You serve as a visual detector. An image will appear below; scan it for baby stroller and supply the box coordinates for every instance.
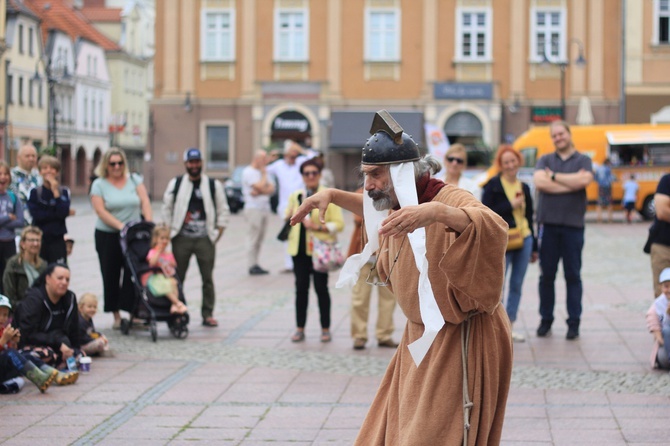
[119,220,189,342]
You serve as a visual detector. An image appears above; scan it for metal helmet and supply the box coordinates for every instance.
[361,110,421,165]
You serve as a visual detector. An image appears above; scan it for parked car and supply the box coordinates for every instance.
[224,166,246,214]
[224,165,280,215]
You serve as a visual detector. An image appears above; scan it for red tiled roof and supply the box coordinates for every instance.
[81,7,122,23]
[24,0,121,51]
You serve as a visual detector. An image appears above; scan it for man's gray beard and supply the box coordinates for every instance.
[368,186,395,211]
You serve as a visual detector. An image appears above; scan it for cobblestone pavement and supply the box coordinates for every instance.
[1,197,669,445]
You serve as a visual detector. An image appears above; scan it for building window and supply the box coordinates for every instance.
[365,8,400,62]
[18,24,24,54]
[530,8,565,62]
[274,9,308,61]
[92,97,96,130]
[99,101,103,129]
[38,80,43,108]
[201,9,236,61]
[456,8,491,61]
[656,0,670,44]
[29,27,34,56]
[205,125,230,169]
[18,77,24,106]
[83,95,88,127]
[7,75,12,104]
[28,79,34,107]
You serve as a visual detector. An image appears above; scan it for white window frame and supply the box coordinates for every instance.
[201,121,233,171]
[529,7,566,63]
[274,8,309,62]
[654,0,670,44]
[364,7,401,62]
[200,8,236,62]
[455,7,492,62]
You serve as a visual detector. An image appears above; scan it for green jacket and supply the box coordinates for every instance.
[2,254,47,307]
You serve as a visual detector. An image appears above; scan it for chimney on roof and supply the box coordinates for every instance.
[64,0,84,9]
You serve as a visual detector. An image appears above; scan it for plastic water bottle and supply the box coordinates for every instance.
[66,356,77,372]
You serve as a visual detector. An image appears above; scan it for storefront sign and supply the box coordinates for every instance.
[272,111,311,133]
[433,82,493,100]
[531,107,562,123]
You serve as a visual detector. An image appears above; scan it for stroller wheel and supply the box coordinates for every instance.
[169,313,189,339]
[120,318,131,335]
[150,321,158,342]
[171,325,189,339]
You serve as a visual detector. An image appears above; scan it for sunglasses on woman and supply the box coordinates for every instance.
[109,161,125,167]
[446,157,465,165]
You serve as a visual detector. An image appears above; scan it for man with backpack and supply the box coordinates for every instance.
[162,148,229,327]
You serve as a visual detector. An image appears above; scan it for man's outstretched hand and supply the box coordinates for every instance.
[289,190,333,226]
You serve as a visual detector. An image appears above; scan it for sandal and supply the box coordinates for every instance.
[291,330,305,342]
[320,331,332,343]
[202,317,218,327]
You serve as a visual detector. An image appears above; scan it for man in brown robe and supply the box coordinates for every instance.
[291,111,512,445]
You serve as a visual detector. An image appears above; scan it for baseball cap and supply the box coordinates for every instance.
[660,268,670,284]
[183,148,202,162]
[0,294,11,310]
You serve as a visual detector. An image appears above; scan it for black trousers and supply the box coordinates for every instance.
[292,252,330,330]
[40,234,67,264]
[95,229,134,313]
[0,239,16,294]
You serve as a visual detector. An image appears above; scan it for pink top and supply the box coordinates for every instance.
[141,248,176,285]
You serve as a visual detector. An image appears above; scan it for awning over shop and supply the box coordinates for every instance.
[606,130,670,145]
[329,111,424,149]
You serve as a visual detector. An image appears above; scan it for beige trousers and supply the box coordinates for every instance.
[350,262,397,342]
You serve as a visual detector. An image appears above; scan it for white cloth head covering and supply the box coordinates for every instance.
[337,162,445,366]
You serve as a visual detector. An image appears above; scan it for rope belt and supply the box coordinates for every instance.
[460,311,476,446]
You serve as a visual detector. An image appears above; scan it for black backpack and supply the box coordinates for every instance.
[172,175,217,213]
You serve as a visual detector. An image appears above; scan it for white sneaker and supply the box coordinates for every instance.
[511,331,526,343]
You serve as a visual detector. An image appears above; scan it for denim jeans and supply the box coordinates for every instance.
[538,224,585,326]
[504,235,534,323]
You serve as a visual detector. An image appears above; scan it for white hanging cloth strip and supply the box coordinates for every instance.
[337,163,445,366]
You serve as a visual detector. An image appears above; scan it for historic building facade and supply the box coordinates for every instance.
[150,0,622,194]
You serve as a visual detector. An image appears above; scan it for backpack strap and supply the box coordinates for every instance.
[171,175,183,207]
[209,177,217,214]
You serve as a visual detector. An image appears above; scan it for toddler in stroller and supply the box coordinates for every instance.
[144,225,187,315]
[120,221,189,341]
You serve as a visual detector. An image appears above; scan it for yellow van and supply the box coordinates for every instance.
[501,124,670,220]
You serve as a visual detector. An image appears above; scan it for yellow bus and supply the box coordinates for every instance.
[505,124,670,220]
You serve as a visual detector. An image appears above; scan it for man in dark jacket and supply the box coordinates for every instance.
[16,264,79,366]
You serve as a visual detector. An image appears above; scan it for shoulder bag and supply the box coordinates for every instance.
[277,193,302,241]
[312,237,345,273]
[507,227,524,251]
[643,222,659,254]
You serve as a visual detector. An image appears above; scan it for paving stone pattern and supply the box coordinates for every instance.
[0,197,668,445]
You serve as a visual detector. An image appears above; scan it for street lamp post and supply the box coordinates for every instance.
[33,57,69,153]
[4,60,10,164]
[543,38,587,120]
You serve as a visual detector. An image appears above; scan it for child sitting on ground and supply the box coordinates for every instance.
[143,225,187,314]
[78,293,109,356]
[646,267,670,370]
[0,294,77,393]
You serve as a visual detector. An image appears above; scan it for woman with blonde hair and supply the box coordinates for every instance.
[2,226,47,307]
[443,143,481,200]
[90,148,152,329]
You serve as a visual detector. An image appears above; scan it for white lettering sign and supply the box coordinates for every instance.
[274,117,309,132]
